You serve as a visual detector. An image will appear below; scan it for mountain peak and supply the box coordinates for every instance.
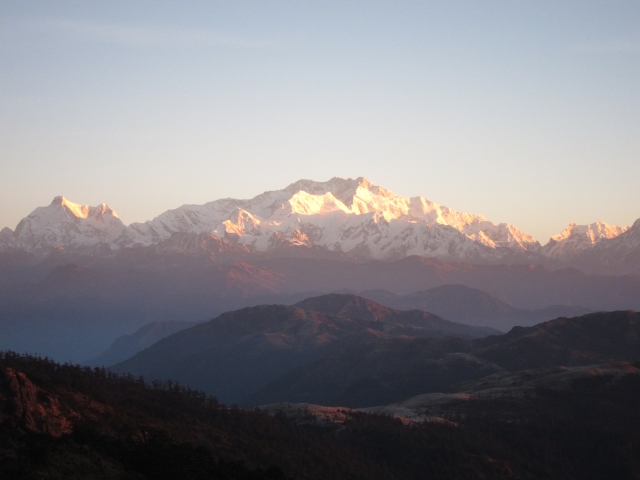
[542,220,629,260]
[284,176,373,194]
[295,293,394,322]
[550,221,627,244]
[8,196,127,252]
[48,196,118,220]
[3,177,538,261]
[12,178,632,267]
[51,195,66,206]
[351,176,373,188]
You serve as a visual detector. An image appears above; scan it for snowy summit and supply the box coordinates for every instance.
[0,177,631,264]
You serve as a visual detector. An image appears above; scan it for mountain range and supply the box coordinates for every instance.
[111,294,497,404]
[91,283,593,367]
[2,177,638,273]
[1,176,639,364]
[246,308,640,408]
[1,178,639,476]
[110,294,640,408]
[358,284,593,331]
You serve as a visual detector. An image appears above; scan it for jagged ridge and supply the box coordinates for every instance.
[0,177,635,266]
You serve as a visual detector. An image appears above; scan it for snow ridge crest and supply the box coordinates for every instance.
[0,177,633,263]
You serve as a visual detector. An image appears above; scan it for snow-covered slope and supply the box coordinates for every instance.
[9,196,134,253]
[2,177,634,267]
[129,177,539,260]
[573,219,640,274]
[542,221,629,259]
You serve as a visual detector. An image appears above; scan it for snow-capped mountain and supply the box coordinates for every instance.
[572,218,640,274]
[128,177,538,260]
[9,196,134,253]
[0,177,635,269]
[542,221,629,259]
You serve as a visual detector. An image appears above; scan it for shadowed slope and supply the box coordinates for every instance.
[112,294,495,404]
[247,310,640,407]
[361,284,593,330]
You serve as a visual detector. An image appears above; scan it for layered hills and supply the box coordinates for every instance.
[0,176,638,363]
[245,310,640,407]
[111,294,497,404]
[89,284,591,366]
[112,294,640,408]
[89,320,198,367]
[1,177,638,477]
[359,284,592,331]
[2,252,639,363]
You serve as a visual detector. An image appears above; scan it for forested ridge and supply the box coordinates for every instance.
[1,351,640,479]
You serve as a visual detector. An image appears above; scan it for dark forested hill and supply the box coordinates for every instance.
[2,351,640,479]
[247,310,640,407]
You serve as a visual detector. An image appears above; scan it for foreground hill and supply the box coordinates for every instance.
[2,351,640,479]
[247,310,640,407]
[364,361,640,422]
[112,294,495,404]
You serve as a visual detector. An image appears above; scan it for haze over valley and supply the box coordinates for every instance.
[1,176,639,363]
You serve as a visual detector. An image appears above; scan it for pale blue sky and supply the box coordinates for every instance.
[1,1,639,243]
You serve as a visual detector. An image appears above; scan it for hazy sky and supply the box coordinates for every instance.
[1,1,639,243]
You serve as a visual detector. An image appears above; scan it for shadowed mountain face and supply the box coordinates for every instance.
[294,293,498,336]
[88,320,199,366]
[474,310,640,370]
[245,336,496,408]
[112,295,497,404]
[295,294,397,322]
[393,284,515,318]
[247,310,640,407]
[360,284,593,331]
[361,360,640,424]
